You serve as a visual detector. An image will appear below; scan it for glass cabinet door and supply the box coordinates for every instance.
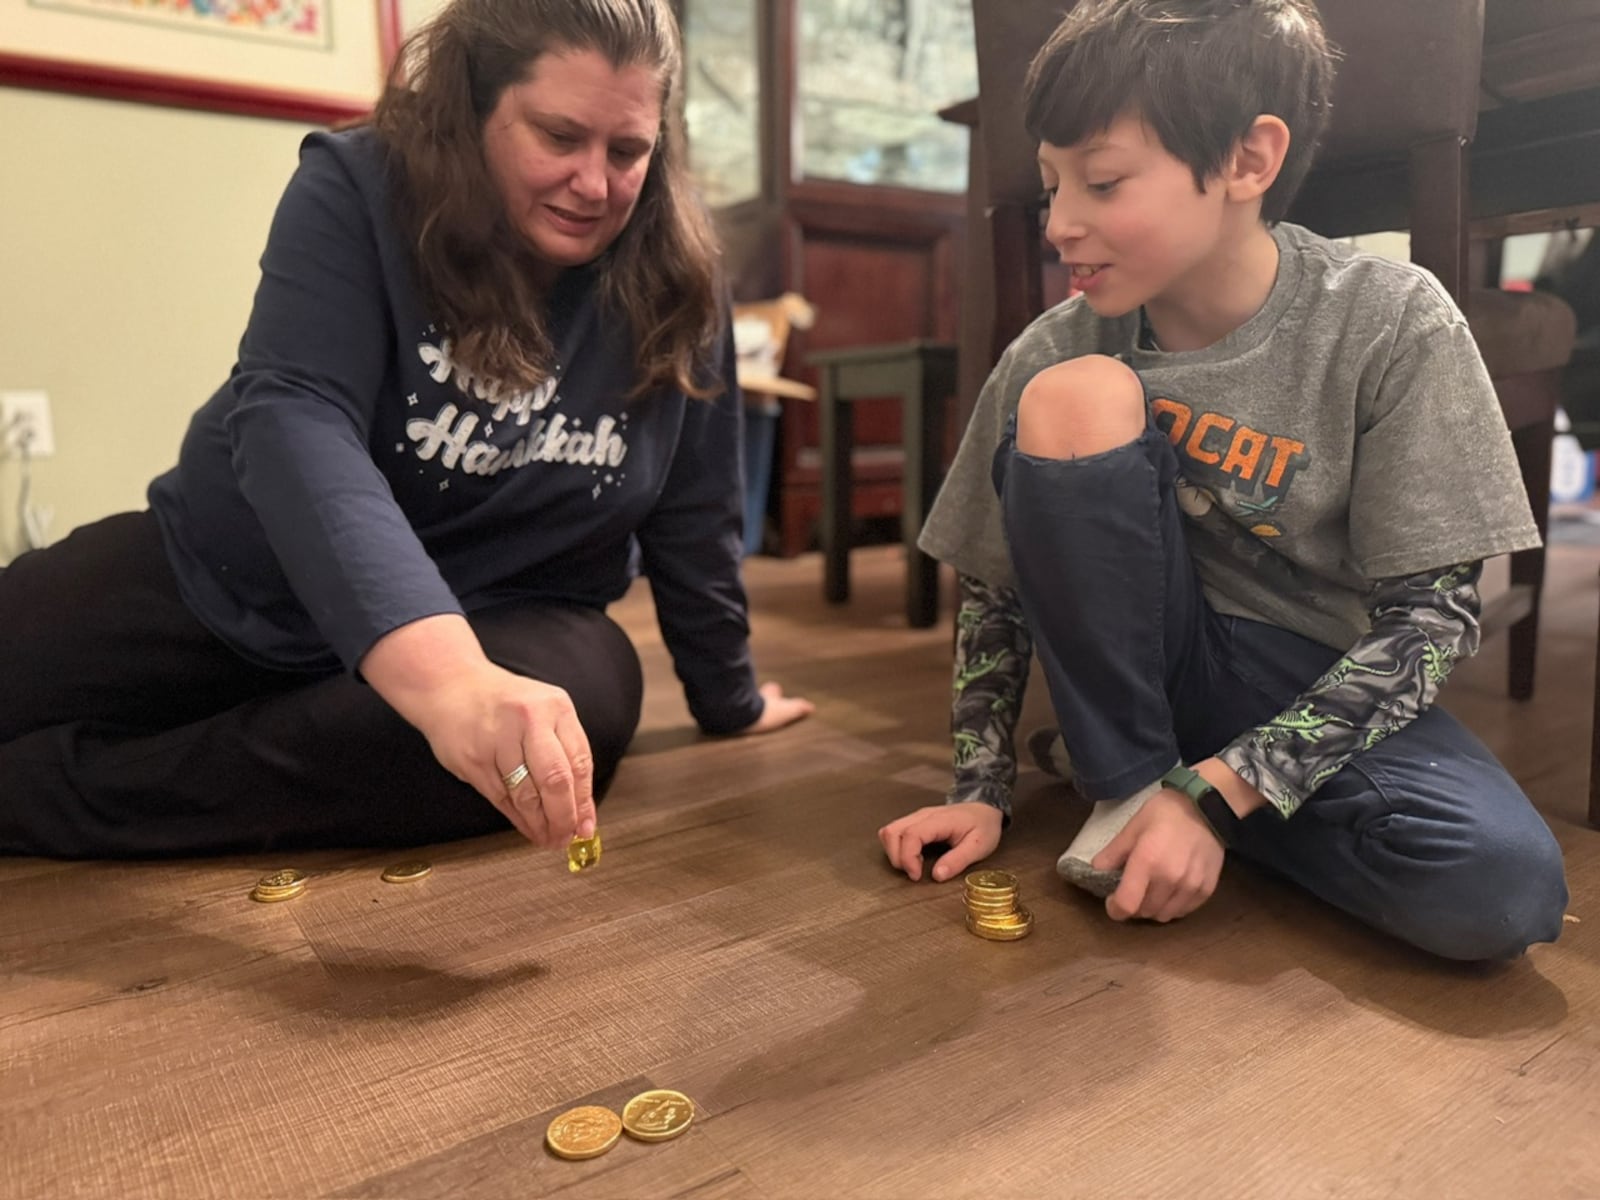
[683,0,763,207]
[797,0,977,192]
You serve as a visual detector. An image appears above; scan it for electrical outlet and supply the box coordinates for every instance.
[1,391,55,459]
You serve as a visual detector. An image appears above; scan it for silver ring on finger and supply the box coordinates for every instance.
[502,762,531,791]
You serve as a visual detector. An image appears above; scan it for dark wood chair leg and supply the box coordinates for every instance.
[986,202,1044,362]
[819,368,853,605]
[1507,547,1543,701]
[1407,135,1470,313]
[1592,565,1600,829]
[777,493,812,558]
[1507,390,1557,701]
[903,352,956,629]
[902,360,937,628]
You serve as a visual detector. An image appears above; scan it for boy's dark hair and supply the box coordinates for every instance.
[1024,0,1337,222]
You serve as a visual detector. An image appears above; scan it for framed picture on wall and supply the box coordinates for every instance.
[0,0,403,124]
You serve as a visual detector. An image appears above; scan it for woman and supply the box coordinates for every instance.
[0,0,811,859]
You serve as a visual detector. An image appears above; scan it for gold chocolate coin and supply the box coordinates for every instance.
[967,906,1034,941]
[250,869,307,903]
[972,909,1030,929]
[621,1089,695,1143]
[967,922,1032,942]
[380,861,432,884]
[964,869,1019,893]
[545,1105,622,1161]
[568,831,602,874]
[249,884,304,903]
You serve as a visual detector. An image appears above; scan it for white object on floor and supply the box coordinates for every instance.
[1056,779,1163,899]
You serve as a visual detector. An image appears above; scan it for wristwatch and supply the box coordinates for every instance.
[1160,763,1230,845]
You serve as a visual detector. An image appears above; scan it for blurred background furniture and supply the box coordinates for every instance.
[686,0,967,559]
[733,293,819,556]
[1290,0,1579,704]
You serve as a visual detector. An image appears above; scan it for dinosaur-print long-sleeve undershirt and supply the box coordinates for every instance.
[946,563,1482,820]
[948,574,1037,818]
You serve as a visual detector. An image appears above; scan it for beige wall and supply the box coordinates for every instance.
[400,0,448,34]
[0,1,447,564]
[0,87,311,561]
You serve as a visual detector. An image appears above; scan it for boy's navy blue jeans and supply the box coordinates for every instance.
[994,417,1568,962]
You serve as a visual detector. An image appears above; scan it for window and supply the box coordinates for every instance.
[797,0,977,192]
[683,0,762,207]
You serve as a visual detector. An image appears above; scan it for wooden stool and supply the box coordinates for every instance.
[809,340,958,628]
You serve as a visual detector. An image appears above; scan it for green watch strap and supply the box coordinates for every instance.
[1160,764,1228,844]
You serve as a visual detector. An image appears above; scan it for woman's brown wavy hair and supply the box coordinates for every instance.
[372,0,721,400]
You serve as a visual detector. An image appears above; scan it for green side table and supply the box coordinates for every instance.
[807,340,958,628]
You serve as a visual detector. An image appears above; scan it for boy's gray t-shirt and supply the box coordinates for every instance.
[921,222,1541,652]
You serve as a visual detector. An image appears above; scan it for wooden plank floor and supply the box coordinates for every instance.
[3,545,1597,1199]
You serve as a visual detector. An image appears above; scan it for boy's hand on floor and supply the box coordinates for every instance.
[1092,789,1224,922]
[879,802,1004,883]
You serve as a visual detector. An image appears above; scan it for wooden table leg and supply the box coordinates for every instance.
[819,368,853,605]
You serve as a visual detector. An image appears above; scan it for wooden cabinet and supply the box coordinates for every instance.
[770,182,962,556]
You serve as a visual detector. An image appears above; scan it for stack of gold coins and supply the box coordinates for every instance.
[964,869,1033,941]
[249,868,307,904]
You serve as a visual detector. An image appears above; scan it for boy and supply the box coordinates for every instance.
[878,0,1567,961]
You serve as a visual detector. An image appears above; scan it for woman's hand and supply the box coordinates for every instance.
[413,663,594,849]
[733,681,815,736]
[362,615,594,849]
